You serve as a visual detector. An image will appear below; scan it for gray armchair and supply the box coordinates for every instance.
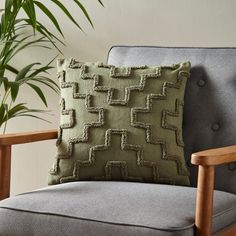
[0,46,235,236]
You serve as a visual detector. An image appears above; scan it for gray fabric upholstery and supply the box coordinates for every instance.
[107,46,236,194]
[0,47,235,236]
[0,182,235,236]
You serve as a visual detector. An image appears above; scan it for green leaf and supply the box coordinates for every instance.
[26,82,48,107]
[9,81,20,102]
[0,103,51,126]
[25,44,52,50]
[0,34,29,65]
[0,21,2,38]
[5,64,19,74]
[17,107,51,115]
[15,63,40,81]
[50,0,82,30]
[3,0,20,37]
[28,65,53,77]
[46,54,59,66]
[0,34,19,64]
[72,0,93,28]
[1,13,6,40]
[25,19,64,53]
[16,114,50,123]
[2,103,9,125]
[5,0,13,13]
[6,103,48,117]
[33,20,65,45]
[8,37,50,62]
[12,0,19,12]
[29,77,59,94]
[22,0,37,30]
[16,108,51,114]
[0,76,9,91]
[34,1,63,36]
[6,103,27,119]
[14,18,26,25]
[97,0,104,7]
[0,104,6,126]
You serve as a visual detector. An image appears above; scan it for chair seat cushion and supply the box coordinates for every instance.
[0,182,235,236]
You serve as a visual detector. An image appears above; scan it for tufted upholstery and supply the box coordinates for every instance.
[107,46,236,194]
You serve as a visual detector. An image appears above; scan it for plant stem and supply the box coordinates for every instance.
[0,89,10,108]
[3,119,7,134]
[2,99,12,134]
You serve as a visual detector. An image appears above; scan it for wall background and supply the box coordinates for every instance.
[0,0,235,195]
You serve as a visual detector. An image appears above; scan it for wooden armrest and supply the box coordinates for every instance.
[191,145,236,166]
[0,129,58,146]
[0,129,58,200]
[191,144,236,236]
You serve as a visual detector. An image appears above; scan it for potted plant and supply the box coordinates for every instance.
[0,0,103,134]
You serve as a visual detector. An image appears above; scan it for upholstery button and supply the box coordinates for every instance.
[228,162,236,171]
[197,79,206,87]
[211,123,220,131]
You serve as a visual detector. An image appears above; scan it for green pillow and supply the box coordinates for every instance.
[49,59,190,186]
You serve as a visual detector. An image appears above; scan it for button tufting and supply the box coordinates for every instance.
[228,162,236,171]
[211,123,220,131]
[197,79,206,87]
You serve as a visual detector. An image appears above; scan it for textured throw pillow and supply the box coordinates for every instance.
[48,59,191,186]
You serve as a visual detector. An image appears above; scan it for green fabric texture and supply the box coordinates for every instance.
[48,59,191,185]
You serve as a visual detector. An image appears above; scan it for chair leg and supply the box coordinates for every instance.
[195,165,215,236]
[0,145,11,200]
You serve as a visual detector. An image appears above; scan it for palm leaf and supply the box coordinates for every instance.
[7,36,51,62]
[26,82,48,107]
[16,114,51,123]
[0,76,9,91]
[22,0,37,30]
[97,0,104,7]
[1,34,35,65]
[28,65,53,77]
[9,81,20,102]
[50,0,82,30]
[1,104,50,124]
[0,105,5,127]
[0,0,103,131]
[72,0,94,28]
[1,13,5,38]
[15,63,40,81]
[5,64,19,74]
[5,103,28,120]
[31,21,63,53]
[0,34,19,61]
[28,77,59,94]
[34,1,63,36]
[4,1,13,29]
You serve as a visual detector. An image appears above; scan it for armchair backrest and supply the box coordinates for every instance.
[107,46,236,194]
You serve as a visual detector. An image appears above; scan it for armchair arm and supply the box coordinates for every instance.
[0,129,58,146]
[0,129,58,200]
[191,145,236,166]
[191,145,236,236]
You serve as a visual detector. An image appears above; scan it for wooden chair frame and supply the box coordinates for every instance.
[0,130,235,236]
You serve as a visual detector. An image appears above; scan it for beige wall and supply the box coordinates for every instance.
[2,0,236,195]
